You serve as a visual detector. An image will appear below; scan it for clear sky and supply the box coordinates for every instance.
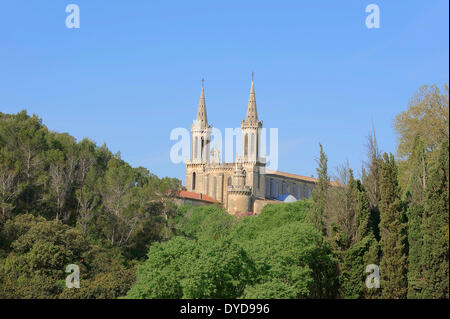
[1,1,448,183]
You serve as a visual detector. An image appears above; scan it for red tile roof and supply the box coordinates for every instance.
[178,190,219,203]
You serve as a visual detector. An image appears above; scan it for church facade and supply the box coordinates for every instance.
[185,78,318,214]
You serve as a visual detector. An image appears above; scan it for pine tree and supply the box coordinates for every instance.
[405,136,427,298]
[421,139,449,298]
[379,153,408,298]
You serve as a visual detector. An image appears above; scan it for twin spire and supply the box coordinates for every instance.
[245,72,258,125]
[196,78,208,129]
[195,74,258,127]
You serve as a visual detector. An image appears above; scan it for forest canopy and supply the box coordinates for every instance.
[0,83,448,299]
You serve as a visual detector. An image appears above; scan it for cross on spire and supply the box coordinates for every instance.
[201,77,205,88]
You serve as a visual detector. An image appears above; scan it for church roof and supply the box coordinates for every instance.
[178,190,218,203]
[265,169,317,183]
[265,169,344,187]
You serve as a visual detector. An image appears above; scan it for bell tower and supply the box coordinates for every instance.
[241,73,263,162]
[186,79,212,193]
[191,78,212,163]
[240,73,265,199]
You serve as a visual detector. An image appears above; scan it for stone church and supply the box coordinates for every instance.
[184,77,322,215]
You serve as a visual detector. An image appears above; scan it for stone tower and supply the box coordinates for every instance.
[240,74,265,199]
[186,80,212,193]
[227,159,252,214]
[192,80,211,163]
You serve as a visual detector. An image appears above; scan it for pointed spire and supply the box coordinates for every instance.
[196,78,208,129]
[245,72,258,125]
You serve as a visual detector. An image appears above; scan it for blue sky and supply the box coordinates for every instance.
[1,1,448,183]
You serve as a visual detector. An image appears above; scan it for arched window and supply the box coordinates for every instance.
[192,172,196,190]
[194,137,198,159]
[297,185,300,199]
[242,170,246,185]
[244,134,248,156]
[213,176,217,199]
[257,173,260,189]
[256,132,259,158]
[251,133,255,156]
[227,177,232,186]
[200,137,204,159]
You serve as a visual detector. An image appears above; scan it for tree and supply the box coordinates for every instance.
[308,143,330,234]
[405,136,427,298]
[379,153,407,299]
[340,234,379,299]
[0,151,19,225]
[394,84,449,190]
[0,111,48,215]
[329,164,381,299]
[125,237,195,299]
[0,214,136,299]
[75,168,99,236]
[100,158,140,247]
[126,202,340,299]
[329,167,359,250]
[362,124,381,241]
[394,84,449,161]
[0,215,89,298]
[421,139,449,298]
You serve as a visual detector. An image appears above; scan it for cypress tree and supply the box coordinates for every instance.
[379,153,408,298]
[421,139,449,298]
[308,143,330,234]
[405,136,427,298]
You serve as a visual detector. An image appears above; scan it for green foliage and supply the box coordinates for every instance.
[405,137,427,298]
[330,175,381,299]
[379,153,408,298]
[127,202,339,299]
[2,86,449,300]
[308,143,330,234]
[0,214,135,298]
[176,205,237,241]
[394,84,449,191]
[421,139,449,298]
[0,111,182,298]
[126,236,254,299]
[340,234,379,299]
[394,84,449,161]
[0,110,181,258]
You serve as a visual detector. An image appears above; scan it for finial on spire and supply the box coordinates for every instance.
[251,71,254,82]
[201,78,205,88]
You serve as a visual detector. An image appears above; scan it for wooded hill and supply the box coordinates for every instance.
[0,84,448,298]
